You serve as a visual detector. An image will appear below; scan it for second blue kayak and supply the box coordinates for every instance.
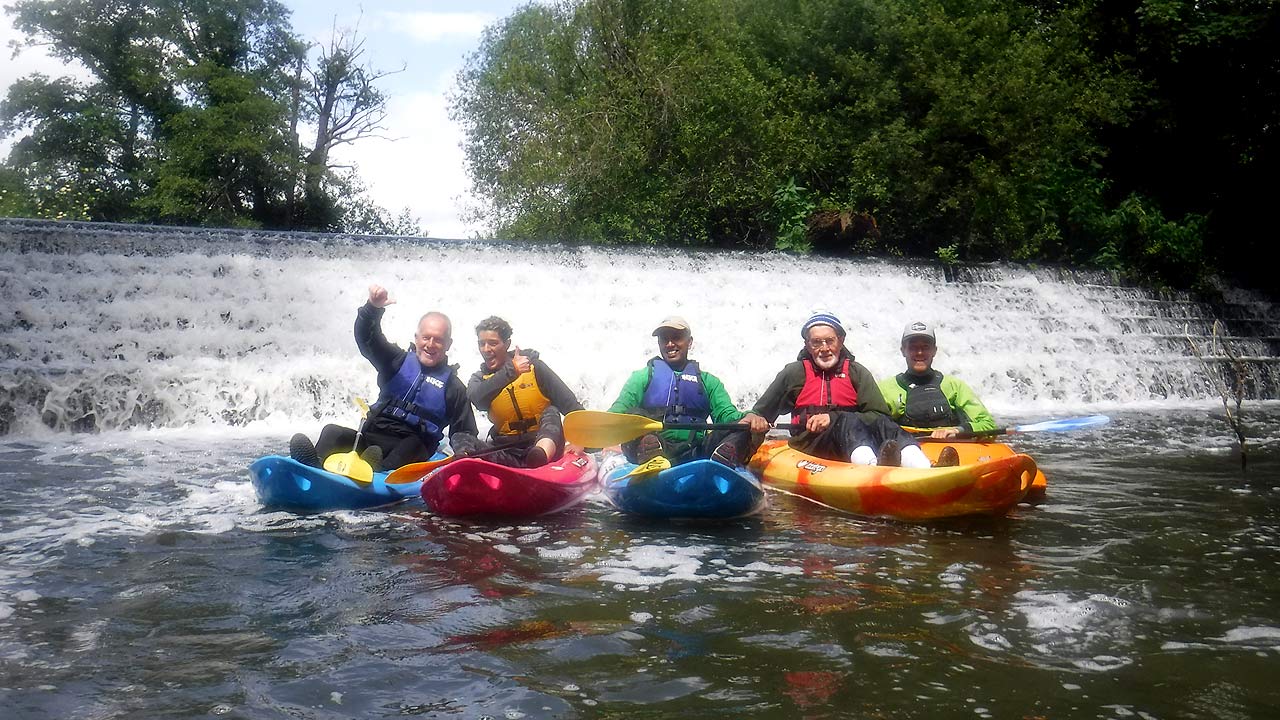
[600,455,766,519]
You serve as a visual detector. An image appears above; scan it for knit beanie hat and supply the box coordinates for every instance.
[801,311,846,339]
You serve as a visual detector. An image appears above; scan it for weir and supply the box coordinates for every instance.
[2,218,1277,435]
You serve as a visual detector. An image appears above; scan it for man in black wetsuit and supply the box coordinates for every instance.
[289,284,480,471]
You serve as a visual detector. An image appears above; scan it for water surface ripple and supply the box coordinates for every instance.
[2,409,1278,718]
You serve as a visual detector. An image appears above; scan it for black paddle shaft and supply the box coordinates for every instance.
[662,422,804,432]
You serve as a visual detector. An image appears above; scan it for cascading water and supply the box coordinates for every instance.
[2,218,1276,436]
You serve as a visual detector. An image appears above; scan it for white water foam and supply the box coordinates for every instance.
[5,222,1277,436]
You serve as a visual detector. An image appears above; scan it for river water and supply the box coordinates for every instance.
[2,220,1279,718]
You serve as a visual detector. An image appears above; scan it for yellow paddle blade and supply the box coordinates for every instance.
[384,455,458,484]
[353,396,370,417]
[323,451,374,484]
[564,411,663,447]
[624,456,670,478]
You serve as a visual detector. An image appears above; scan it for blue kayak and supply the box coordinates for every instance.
[600,455,766,519]
[249,454,442,511]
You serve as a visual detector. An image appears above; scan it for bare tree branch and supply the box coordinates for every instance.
[1185,320,1248,472]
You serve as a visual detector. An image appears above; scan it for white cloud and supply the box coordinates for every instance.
[380,11,497,43]
[1,16,94,154]
[331,84,481,239]
[0,16,92,89]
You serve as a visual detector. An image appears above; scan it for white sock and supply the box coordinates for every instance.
[900,445,932,468]
[849,446,877,465]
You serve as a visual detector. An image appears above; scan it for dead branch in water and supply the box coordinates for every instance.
[1185,320,1248,472]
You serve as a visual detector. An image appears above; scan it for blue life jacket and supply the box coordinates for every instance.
[372,353,452,445]
[640,358,710,424]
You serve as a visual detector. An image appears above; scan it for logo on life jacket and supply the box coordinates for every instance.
[796,459,828,473]
[680,373,700,383]
[422,374,446,389]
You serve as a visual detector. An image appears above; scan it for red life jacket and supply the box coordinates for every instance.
[793,358,858,418]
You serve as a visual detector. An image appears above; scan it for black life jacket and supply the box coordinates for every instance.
[897,370,957,427]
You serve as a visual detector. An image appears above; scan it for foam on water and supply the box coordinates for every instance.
[1215,626,1280,646]
[1010,589,1141,671]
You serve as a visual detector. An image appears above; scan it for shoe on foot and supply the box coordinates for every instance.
[360,444,384,471]
[289,433,320,468]
[934,446,960,467]
[524,445,549,468]
[877,439,901,467]
[637,434,663,464]
[711,441,739,467]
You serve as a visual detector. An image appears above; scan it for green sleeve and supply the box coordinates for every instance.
[702,371,745,424]
[877,376,907,419]
[607,368,651,413]
[941,376,997,432]
[850,362,891,416]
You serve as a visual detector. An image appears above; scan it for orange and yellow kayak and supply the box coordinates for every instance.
[747,439,1038,521]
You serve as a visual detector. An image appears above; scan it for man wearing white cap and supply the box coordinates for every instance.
[740,311,932,467]
[607,315,760,466]
[879,321,996,439]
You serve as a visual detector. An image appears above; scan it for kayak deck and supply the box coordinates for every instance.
[600,455,766,519]
[422,449,598,517]
[250,455,434,511]
[918,439,1048,503]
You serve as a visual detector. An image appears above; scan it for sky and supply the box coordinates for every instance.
[0,0,531,238]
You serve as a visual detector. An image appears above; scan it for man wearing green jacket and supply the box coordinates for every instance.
[878,321,997,439]
[607,315,760,466]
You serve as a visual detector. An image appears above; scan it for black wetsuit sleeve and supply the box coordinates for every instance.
[444,373,481,442]
[533,360,585,414]
[354,303,405,380]
[466,355,517,411]
[750,363,804,422]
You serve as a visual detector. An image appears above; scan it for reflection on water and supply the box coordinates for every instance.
[1,407,1279,718]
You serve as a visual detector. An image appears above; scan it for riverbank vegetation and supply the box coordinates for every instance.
[454,0,1276,290]
[2,1,1273,290]
[0,0,419,235]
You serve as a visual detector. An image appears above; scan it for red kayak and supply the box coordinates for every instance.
[421,449,598,517]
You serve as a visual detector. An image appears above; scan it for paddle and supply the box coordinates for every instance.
[910,414,1111,440]
[564,410,799,447]
[623,456,671,479]
[383,440,529,484]
[323,397,376,483]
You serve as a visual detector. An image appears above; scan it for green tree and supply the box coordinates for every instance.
[454,0,1143,263]
[1,0,403,232]
[300,22,397,230]
[1075,0,1279,288]
[454,0,784,245]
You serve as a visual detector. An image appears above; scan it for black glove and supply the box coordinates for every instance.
[450,434,481,457]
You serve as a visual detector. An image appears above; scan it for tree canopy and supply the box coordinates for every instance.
[0,0,418,234]
[454,0,1278,288]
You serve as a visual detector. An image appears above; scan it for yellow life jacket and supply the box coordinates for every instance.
[485,367,551,436]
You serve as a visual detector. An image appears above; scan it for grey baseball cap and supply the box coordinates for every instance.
[901,321,936,343]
